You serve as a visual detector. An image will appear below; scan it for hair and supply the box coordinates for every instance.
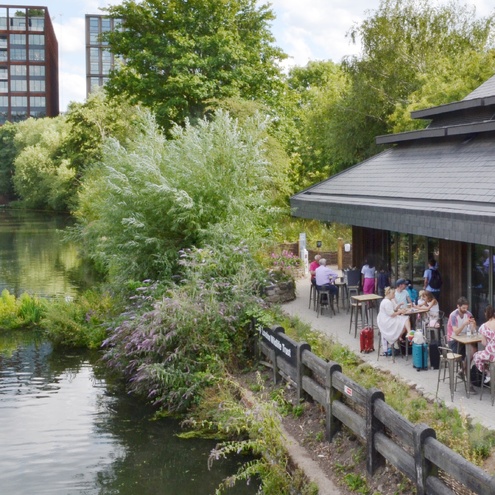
[314,254,321,261]
[429,258,436,267]
[424,290,435,302]
[319,258,327,266]
[418,289,427,299]
[365,256,375,269]
[384,286,395,297]
[485,305,494,320]
[457,296,469,307]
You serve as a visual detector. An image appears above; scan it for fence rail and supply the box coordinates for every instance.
[257,323,495,495]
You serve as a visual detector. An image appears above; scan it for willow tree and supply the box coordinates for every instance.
[102,0,287,131]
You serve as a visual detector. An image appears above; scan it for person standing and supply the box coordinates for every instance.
[423,258,442,303]
[361,257,376,295]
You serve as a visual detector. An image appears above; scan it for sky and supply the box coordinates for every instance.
[4,0,494,112]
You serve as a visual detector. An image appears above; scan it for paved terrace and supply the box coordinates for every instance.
[282,273,495,432]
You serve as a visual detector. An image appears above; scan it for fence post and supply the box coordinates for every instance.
[366,388,386,475]
[414,423,437,495]
[325,361,343,441]
[296,342,311,403]
[338,237,344,270]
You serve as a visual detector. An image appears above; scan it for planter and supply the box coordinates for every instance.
[264,279,296,304]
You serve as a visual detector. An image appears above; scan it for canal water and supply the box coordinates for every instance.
[0,211,256,494]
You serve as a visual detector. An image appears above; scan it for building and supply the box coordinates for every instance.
[85,14,120,96]
[290,75,495,319]
[0,4,58,123]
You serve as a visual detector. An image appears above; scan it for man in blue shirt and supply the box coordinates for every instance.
[423,258,441,302]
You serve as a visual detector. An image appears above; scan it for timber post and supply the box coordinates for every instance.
[366,388,386,475]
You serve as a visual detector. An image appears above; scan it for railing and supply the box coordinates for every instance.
[257,323,495,495]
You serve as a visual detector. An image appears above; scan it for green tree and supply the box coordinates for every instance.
[73,109,287,282]
[12,116,75,210]
[315,0,495,172]
[0,122,17,201]
[102,0,287,130]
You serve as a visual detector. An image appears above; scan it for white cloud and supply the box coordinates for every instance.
[59,72,86,112]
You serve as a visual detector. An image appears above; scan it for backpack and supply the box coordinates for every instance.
[429,269,442,289]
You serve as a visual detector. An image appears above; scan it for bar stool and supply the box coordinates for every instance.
[316,288,335,318]
[308,281,317,310]
[480,360,495,406]
[349,300,363,337]
[436,346,467,401]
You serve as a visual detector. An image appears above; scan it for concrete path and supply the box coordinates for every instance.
[282,274,495,432]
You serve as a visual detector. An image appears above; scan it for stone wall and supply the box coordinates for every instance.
[264,279,296,304]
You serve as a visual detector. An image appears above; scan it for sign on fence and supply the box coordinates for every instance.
[258,326,297,367]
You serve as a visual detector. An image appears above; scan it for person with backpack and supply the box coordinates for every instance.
[423,258,442,302]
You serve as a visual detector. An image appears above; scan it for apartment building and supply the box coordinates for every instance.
[0,5,58,124]
[85,14,120,96]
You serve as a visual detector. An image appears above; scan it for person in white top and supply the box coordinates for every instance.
[361,257,376,295]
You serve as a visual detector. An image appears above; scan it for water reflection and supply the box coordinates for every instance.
[0,332,256,495]
[0,209,97,298]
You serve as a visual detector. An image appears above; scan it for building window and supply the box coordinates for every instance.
[11,65,26,76]
[90,62,99,73]
[30,96,45,107]
[0,36,6,49]
[10,79,27,92]
[10,34,26,45]
[0,95,7,106]
[0,80,7,92]
[29,48,44,61]
[0,50,6,62]
[10,49,26,61]
[29,65,44,76]
[29,79,44,92]
[0,66,7,78]
[11,96,27,107]
[10,17,26,30]
[28,18,44,32]
[28,34,44,46]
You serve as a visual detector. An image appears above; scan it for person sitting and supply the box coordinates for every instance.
[394,279,411,309]
[420,290,440,327]
[314,258,338,297]
[377,286,412,355]
[473,305,495,385]
[416,290,427,307]
[309,254,321,286]
[405,280,418,305]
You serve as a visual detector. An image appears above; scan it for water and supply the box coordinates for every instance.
[0,209,96,299]
[0,212,257,494]
[0,332,256,495]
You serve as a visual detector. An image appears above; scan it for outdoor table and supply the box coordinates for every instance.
[402,306,429,327]
[451,333,483,398]
[334,279,347,310]
[350,294,382,329]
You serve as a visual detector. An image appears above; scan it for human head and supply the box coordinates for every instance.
[424,290,434,302]
[319,258,327,266]
[314,254,321,262]
[395,278,406,290]
[384,286,395,299]
[428,258,436,268]
[457,296,469,315]
[418,289,427,300]
[485,305,494,320]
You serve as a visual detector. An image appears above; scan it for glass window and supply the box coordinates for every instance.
[411,236,427,287]
[101,18,111,31]
[11,96,27,107]
[0,80,7,92]
[0,66,7,79]
[0,95,7,106]
[471,245,491,322]
[0,50,7,62]
[90,18,99,29]
[11,65,26,76]
[10,34,25,45]
[29,48,44,61]
[28,34,44,45]
[0,8,6,30]
[29,79,44,92]
[90,62,99,73]
[29,18,44,31]
[90,77,101,91]
[0,36,6,49]
[29,65,44,76]
[10,79,26,92]
[102,62,112,75]
[11,49,26,61]
[10,16,26,30]
[30,96,45,107]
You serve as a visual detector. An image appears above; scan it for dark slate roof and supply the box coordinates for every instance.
[290,132,495,246]
[463,75,495,100]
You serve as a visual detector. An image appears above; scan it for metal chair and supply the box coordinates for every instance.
[349,299,363,337]
[316,287,336,318]
[344,268,361,312]
[480,360,495,406]
[436,346,467,401]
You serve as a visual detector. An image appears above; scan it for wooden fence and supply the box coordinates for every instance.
[257,323,495,495]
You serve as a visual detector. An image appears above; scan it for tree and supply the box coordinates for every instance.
[0,122,17,202]
[318,0,495,171]
[102,0,287,130]
[73,109,288,282]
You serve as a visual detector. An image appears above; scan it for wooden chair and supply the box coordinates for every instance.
[436,346,467,401]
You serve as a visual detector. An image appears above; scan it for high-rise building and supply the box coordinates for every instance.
[85,14,120,96]
[0,5,58,124]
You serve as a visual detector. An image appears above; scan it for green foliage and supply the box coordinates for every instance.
[42,289,119,349]
[103,0,287,131]
[0,290,47,329]
[0,123,17,201]
[12,116,75,210]
[73,109,287,283]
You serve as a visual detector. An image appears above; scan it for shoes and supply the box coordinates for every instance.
[457,371,465,381]
[469,386,478,395]
[484,376,491,385]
